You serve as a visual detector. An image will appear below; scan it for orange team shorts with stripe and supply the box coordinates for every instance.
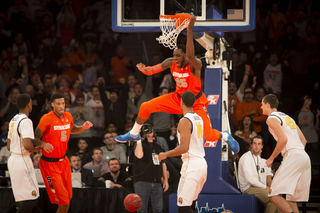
[39,156,72,205]
[139,92,221,141]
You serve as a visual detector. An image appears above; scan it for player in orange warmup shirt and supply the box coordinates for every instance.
[34,93,92,213]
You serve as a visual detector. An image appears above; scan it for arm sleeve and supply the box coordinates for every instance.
[20,119,35,139]
[37,114,51,133]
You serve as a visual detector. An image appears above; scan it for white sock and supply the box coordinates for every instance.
[221,132,229,141]
[131,122,142,135]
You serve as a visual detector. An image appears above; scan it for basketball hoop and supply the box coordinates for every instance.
[156,14,191,50]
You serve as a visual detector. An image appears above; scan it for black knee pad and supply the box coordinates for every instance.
[178,206,196,213]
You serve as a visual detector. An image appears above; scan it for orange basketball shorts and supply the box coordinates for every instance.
[39,156,72,205]
[139,92,220,141]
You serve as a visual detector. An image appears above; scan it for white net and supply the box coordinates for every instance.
[156,15,190,49]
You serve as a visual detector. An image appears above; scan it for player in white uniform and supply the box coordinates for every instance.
[7,94,53,213]
[261,94,311,213]
[159,91,207,213]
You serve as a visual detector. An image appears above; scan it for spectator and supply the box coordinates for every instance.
[77,13,99,44]
[294,95,320,151]
[100,132,126,164]
[25,84,46,128]
[109,44,134,84]
[238,135,280,213]
[12,33,29,58]
[32,153,41,169]
[148,87,174,145]
[59,45,82,81]
[126,77,153,121]
[69,91,94,150]
[276,23,300,54]
[265,2,286,44]
[0,120,9,148]
[85,85,105,148]
[56,74,72,93]
[95,158,129,188]
[0,144,10,163]
[82,59,103,92]
[131,123,168,213]
[67,138,92,166]
[82,41,99,69]
[56,0,76,45]
[236,88,267,134]
[0,59,11,87]
[98,78,128,133]
[106,122,117,133]
[63,91,72,111]
[126,74,137,100]
[84,147,110,176]
[70,153,95,187]
[111,132,127,155]
[0,84,20,121]
[235,115,258,153]
[228,65,250,131]
[263,53,283,98]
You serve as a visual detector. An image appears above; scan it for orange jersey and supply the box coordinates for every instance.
[171,61,201,96]
[37,111,74,158]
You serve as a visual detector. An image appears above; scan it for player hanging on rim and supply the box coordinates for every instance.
[116,15,239,153]
[34,92,93,213]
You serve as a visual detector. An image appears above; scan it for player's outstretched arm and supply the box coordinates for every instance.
[158,118,191,161]
[186,15,202,78]
[71,121,93,134]
[136,58,173,76]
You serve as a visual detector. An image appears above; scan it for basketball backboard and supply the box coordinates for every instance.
[112,0,255,32]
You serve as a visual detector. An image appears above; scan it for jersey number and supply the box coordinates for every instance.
[61,131,67,141]
[284,117,296,129]
[175,78,187,88]
[196,122,203,138]
[9,123,14,138]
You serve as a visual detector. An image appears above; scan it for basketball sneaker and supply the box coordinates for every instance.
[115,132,141,143]
[222,131,239,153]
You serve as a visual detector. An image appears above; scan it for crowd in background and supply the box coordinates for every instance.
[0,0,320,206]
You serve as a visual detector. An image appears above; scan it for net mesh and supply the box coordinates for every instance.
[156,14,190,49]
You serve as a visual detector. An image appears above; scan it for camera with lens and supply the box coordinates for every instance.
[141,123,153,136]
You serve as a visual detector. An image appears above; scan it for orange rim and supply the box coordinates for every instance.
[159,13,191,28]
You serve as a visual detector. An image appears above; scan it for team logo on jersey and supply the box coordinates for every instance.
[46,176,52,183]
[31,190,37,197]
[269,189,272,194]
[178,197,183,204]
[205,140,217,147]
[207,95,219,105]
[49,184,54,188]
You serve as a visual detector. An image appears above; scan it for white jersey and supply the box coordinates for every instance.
[263,64,282,94]
[7,113,39,202]
[8,113,35,155]
[268,111,304,151]
[85,99,104,137]
[178,112,205,160]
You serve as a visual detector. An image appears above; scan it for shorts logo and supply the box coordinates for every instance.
[31,190,37,197]
[207,95,219,105]
[46,176,52,183]
[55,198,60,202]
[178,197,183,204]
[261,168,265,173]
[269,189,272,194]
[51,189,56,193]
